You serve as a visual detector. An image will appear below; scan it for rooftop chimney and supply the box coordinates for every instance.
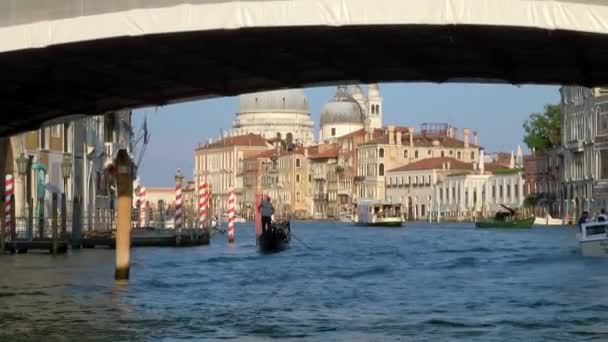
[408,127,414,147]
[388,125,395,145]
[463,128,471,148]
[479,149,485,173]
[396,131,402,146]
[452,127,458,140]
[473,131,478,146]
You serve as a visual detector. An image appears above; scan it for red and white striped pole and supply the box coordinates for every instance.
[4,174,13,240]
[139,186,147,228]
[227,186,235,243]
[198,182,207,227]
[175,179,183,230]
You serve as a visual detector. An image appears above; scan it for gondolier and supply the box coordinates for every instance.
[258,194,274,234]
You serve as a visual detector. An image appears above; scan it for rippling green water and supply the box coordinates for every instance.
[0,222,607,341]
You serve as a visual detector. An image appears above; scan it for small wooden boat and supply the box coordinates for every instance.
[476,205,534,228]
[258,220,291,253]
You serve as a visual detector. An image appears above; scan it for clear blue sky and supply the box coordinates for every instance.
[132,83,560,187]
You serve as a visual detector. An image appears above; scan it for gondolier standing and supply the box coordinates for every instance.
[259,194,275,234]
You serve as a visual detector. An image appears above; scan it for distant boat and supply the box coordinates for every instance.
[578,221,608,257]
[352,200,404,227]
[258,220,291,253]
[338,211,353,223]
[476,205,534,228]
[534,213,564,226]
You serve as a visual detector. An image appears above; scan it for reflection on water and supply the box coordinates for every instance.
[1,222,607,341]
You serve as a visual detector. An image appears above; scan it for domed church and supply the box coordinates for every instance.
[232,89,314,146]
[320,84,383,142]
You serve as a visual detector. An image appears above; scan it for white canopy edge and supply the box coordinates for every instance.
[1,0,608,54]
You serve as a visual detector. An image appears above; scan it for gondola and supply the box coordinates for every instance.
[258,220,291,253]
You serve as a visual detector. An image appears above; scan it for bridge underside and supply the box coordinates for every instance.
[1,24,607,135]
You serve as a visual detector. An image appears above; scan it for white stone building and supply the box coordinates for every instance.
[386,157,524,221]
[232,89,314,146]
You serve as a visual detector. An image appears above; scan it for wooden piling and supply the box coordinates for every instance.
[0,202,5,255]
[10,194,15,241]
[115,150,132,280]
[27,197,33,240]
[71,196,81,249]
[61,193,67,238]
[52,193,58,255]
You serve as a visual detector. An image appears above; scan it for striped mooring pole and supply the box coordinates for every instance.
[227,186,235,243]
[198,182,207,227]
[4,174,13,240]
[139,186,147,228]
[175,180,183,230]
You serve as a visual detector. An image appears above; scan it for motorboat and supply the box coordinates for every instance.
[476,205,534,228]
[534,212,564,226]
[578,221,608,257]
[352,200,404,227]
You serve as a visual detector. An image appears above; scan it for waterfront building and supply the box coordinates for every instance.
[0,110,133,235]
[357,123,480,201]
[308,144,340,219]
[232,89,314,146]
[560,86,608,219]
[386,156,524,221]
[522,150,563,217]
[194,133,272,214]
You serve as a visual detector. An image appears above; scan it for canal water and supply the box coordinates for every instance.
[0,222,607,341]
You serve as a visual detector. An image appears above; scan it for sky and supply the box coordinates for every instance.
[132,83,560,187]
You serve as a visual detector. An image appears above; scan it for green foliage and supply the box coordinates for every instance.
[522,104,561,152]
[492,167,523,175]
[523,194,539,208]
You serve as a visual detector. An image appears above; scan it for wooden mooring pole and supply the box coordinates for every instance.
[115,150,132,280]
[51,193,58,255]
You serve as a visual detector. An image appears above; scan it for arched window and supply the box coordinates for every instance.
[414,150,419,158]
[404,150,408,158]
[379,148,385,158]
[379,163,385,176]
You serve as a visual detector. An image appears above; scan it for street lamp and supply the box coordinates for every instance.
[16,153,29,238]
[61,153,73,191]
[60,153,72,237]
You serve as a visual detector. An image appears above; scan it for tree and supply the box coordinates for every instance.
[522,104,561,152]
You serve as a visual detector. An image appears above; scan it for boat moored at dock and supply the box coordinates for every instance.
[578,221,608,257]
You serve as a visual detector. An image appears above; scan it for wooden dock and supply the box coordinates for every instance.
[5,239,69,254]
[81,228,210,248]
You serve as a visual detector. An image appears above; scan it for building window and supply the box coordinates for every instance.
[492,185,496,199]
[379,148,384,158]
[441,151,445,157]
[471,151,475,160]
[404,150,408,158]
[309,174,312,182]
[457,151,461,159]
[507,185,511,198]
[51,124,61,138]
[428,150,432,156]
[440,188,443,201]
[39,128,47,150]
[296,174,300,183]
[601,150,608,179]
[379,163,385,176]
[63,123,70,153]
[296,159,301,168]
[331,128,336,136]
[415,150,419,158]
[296,192,301,202]
[499,185,503,198]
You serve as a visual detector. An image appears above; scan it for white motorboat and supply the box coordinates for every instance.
[578,221,608,257]
[352,200,405,227]
[338,211,353,223]
[534,213,564,226]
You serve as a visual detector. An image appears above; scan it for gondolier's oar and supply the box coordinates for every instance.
[292,234,313,250]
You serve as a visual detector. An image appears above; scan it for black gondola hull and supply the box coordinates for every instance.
[258,221,291,253]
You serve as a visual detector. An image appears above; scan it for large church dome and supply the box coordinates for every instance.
[238,89,310,114]
[233,88,314,146]
[320,86,364,126]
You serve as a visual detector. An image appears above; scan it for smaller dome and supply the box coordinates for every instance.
[320,86,365,126]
